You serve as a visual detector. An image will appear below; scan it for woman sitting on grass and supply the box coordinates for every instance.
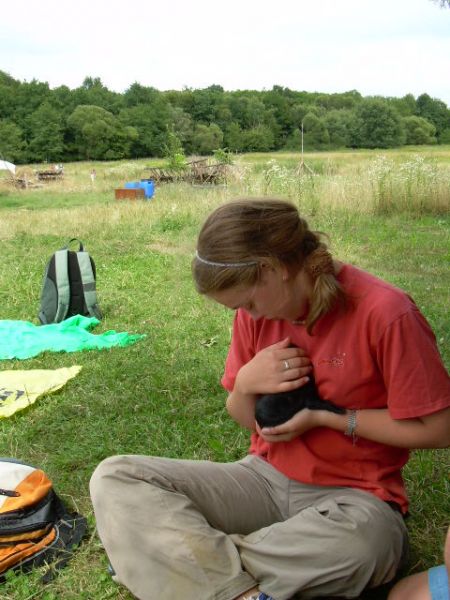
[90,198,450,600]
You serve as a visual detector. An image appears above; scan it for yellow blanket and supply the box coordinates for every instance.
[0,366,81,418]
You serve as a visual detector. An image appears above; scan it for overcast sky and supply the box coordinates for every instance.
[2,0,449,105]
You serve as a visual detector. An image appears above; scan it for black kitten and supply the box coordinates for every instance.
[255,375,345,428]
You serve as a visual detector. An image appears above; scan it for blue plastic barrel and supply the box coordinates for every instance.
[123,180,154,199]
[140,179,155,199]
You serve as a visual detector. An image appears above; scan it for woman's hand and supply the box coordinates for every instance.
[257,406,450,449]
[226,337,312,430]
[234,336,311,397]
[256,407,326,442]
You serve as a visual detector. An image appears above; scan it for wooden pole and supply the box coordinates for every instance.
[297,120,315,176]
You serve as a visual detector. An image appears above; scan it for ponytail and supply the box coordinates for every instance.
[303,244,347,334]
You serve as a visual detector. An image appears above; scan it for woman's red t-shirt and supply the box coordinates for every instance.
[221,265,450,513]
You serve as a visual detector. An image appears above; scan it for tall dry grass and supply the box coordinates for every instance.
[248,152,450,215]
[2,148,449,218]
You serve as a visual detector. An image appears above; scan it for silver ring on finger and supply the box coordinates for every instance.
[283,359,290,371]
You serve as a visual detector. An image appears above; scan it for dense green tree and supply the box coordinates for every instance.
[67,105,137,160]
[289,103,315,130]
[71,77,124,115]
[165,87,194,115]
[0,119,26,163]
[214,103,233,132]
[169,106,195,154]
[284,127,303,151]
[119,99,171,157]
[27,102,65,162]
[324,110,355,147]
[0,84,16,121]
[228,95,266,129]
[124,83,161,107]
[402,116,436,145]
[223,122,244,152]
[261,108,283,149]
[416,93,450,140]
[184,86,225,123]
[49,85,77,117]
[302,112,330,149]
[262,86,293,142]
[0,71,17,86]
[191,123,223,154]
[0,70,447,162]
[315,91,362,111]
[351,99,405,148]
[0,71,20,120]
[13,80,51,122]
[241,125,275,152]
[388,94,417,117]
[437,128,450,143]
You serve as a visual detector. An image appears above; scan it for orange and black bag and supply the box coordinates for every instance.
[0,458,87,583]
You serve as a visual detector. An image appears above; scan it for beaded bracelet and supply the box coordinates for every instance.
[345,409,358,444]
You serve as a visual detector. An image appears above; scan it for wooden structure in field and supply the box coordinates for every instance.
[36,170,64,181]
[143,159,229,185]
[189,160,228,184]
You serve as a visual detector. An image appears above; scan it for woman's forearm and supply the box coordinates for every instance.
[320,406,450,449]
[226,390,258,430]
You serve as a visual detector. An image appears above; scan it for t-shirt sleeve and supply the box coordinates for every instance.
[221,310,256,392]
[376,306,450,419]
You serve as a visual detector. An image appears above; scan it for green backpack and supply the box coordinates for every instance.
[38,239,102,324]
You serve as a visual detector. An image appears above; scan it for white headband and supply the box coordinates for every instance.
[195,251,258,268]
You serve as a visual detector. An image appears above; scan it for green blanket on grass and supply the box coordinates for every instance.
[0,315,145,360]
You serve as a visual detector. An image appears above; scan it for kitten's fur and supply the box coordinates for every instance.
[255,374,345,428]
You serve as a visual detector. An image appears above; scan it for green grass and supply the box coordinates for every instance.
[0,149,448,599]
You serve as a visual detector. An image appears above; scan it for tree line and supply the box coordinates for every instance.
[1,71,449,164]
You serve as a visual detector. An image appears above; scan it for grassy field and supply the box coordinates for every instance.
[0,147,448,599]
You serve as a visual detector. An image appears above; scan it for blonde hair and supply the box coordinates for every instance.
[193,198,347,333]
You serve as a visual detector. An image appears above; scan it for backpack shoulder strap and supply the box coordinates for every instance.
[76,252,102,320]
[53,250,71,322]
[38,250,70,324]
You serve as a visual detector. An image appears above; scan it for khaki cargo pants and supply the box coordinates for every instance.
[90,454,408,600]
